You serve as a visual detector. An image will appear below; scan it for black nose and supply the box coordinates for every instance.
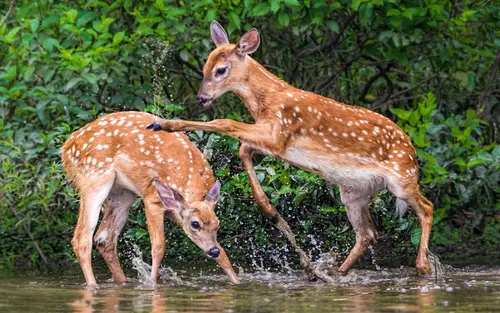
[207,247,220,258]
[196,96,206,106]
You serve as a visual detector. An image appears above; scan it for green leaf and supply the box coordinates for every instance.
[64,77,83,92]
[42,38,60,52]
[271,0,280,13]
[174,21,185,32]
[455,158,466,170]
[467,157,484,168]
[411,228,421,245]
[154,0,164,9]
[379,30,394,41]
[390,15,404,28]
[5,66,16,81]
[228,11,241,29]
[66,9,78,24]
[82,73,98,86]
[30,19,40,33]
[206,8,217,22]
[252,3,271,16]
[4,27,21,43]
[113,31,125,45]
[284,0,300,7]
[466,109,476,120]
[326,21,339,33]
[351,0,361,11]
[391,108,411,120]
[278,13,289,27]
[77,12,94,27]
[409,110,421,126]
[192,0,213,10]
[387,9,400,16]
[359,2,373,23]
[402,9,413,20]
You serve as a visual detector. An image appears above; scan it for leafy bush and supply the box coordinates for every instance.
[0,0,498,271]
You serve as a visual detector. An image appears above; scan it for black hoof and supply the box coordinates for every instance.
[146,123,162,131]
[270,214,279,224]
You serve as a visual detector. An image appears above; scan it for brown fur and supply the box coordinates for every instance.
[154,23,434,278]
[61,111,239,286]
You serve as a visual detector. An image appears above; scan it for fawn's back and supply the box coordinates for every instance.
[62,111,214,202]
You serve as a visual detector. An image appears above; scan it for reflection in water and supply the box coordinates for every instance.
[0,267,499,313]
[67,287,234,313]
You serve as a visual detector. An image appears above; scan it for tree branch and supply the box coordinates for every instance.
[0,0,15,29]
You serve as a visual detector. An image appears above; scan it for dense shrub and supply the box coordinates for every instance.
[0,0,498,271]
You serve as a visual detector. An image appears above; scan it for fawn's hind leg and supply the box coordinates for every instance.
[72,173,115,287]
[94,185,136,283]
[388,179,434,277]
[408,192,433,276]
[338,185,379,274]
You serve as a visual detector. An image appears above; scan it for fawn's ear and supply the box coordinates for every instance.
[154,179,186,221]
[205,180,221,205]
[235,28,260,57]
[210,20,229,47]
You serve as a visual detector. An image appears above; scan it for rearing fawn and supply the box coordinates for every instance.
[62,111,239,287]
[148,21,434,278]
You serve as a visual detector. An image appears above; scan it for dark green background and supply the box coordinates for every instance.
[0,0,498,273]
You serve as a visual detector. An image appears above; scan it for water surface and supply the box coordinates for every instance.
[1,266,499,312]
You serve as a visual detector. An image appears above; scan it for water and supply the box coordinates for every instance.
[1,265,499,313]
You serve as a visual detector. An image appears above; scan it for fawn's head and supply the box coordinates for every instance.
[154,179,222,257]
[196,20,260,107]
[154,179,239,284]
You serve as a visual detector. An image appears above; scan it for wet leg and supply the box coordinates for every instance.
[71,175,115,287]
[239,144,318,278]
[144,195,165,283]
[239,144,295,240]
[408,192,433,276]
[94,186,136,283]
[338,185,379,274]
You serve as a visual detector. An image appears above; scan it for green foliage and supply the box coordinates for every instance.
[392,94,499,253]
[0,0,498,271]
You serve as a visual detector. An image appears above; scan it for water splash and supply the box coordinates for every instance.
[429,251,445,281]
[140,38,175,118]
[129,244,183,287]
[368,245,382,271]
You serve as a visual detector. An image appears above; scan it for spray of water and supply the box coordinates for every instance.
[141,38,176,120]
[129,243,183,287]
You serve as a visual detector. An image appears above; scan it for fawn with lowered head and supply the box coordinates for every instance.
[62,111,239,287]
[148,21,434,278]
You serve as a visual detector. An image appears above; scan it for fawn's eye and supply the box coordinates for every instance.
[216,67,227,76]
[191,221,201,229]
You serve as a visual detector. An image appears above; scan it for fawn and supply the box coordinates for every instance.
[147,21,434,280]
[61,111,239,287]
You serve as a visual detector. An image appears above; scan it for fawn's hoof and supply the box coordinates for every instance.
[416,262,432,277]
[146,123,163,131]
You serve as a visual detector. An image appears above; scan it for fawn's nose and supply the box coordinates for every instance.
[207,247,220,258]
[196,96,206,105]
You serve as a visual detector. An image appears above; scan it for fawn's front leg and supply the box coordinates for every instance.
[239,144,294,236]
[148,119,284,153]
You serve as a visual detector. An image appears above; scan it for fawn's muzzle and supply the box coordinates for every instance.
[196,96,206,105]
[195,92,213,106]
[207,246,220,258]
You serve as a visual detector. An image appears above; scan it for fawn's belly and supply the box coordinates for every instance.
[283,147,386,189]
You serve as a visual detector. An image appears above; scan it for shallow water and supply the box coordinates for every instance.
[1,265,499,313]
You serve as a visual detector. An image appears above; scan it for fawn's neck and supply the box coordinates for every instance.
[231,58,292,120]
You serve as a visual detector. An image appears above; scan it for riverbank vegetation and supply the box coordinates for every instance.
[0,0,498,271]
